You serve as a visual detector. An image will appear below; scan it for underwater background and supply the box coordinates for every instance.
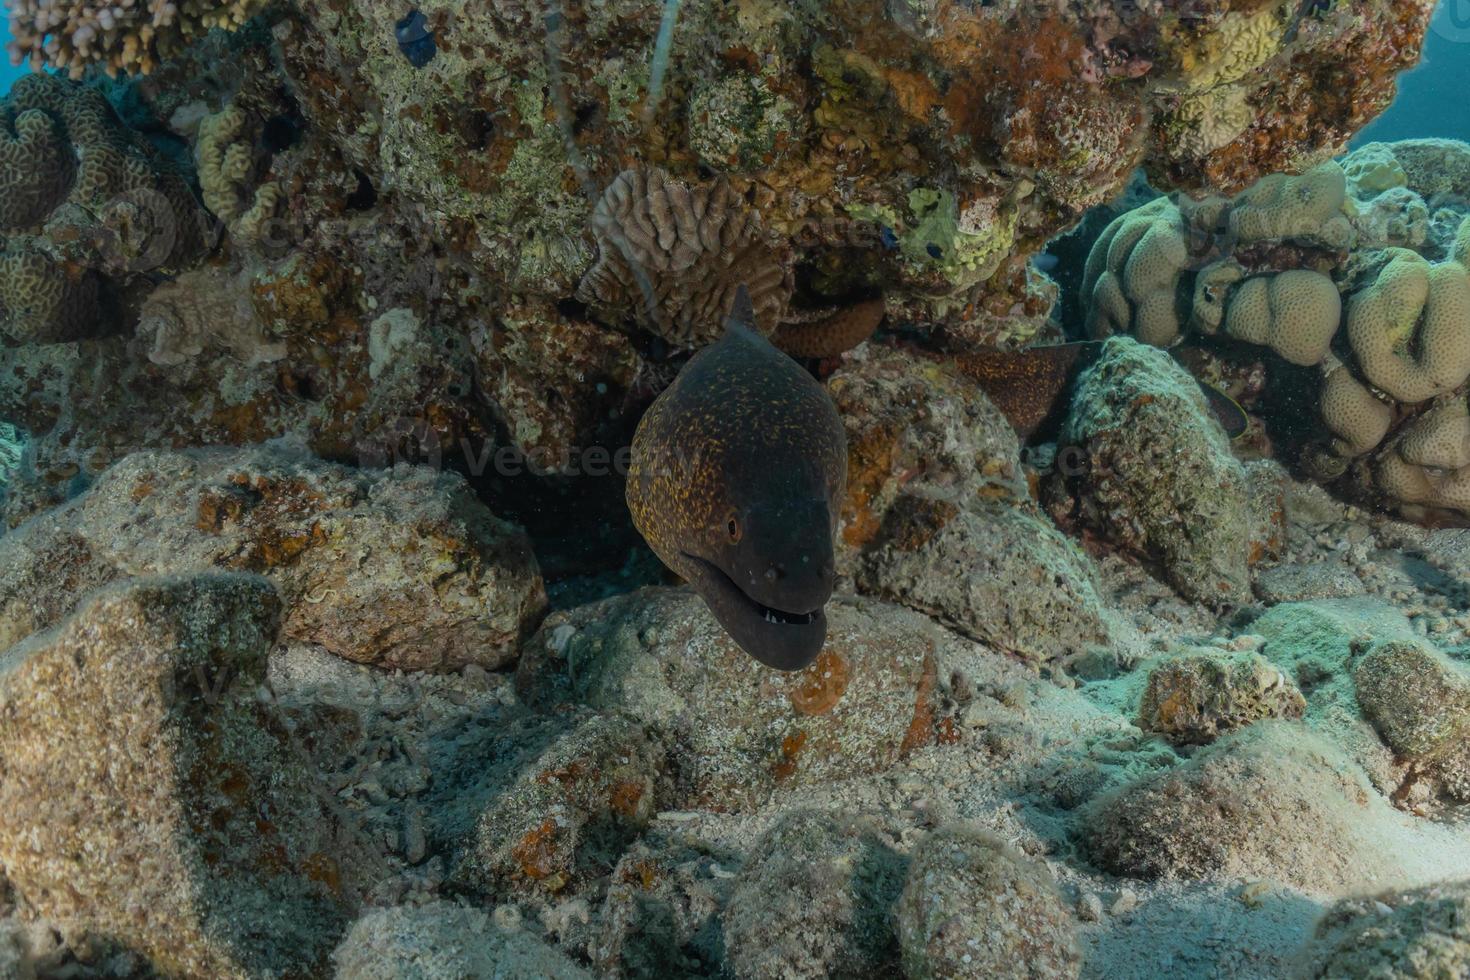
[1,0,1470,978]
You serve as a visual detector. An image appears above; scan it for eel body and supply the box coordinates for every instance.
[626,287,848,670]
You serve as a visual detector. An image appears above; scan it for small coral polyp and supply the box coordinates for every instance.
[1084,140,1470,519]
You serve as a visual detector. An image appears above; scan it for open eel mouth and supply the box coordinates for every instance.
[680,551,828,670]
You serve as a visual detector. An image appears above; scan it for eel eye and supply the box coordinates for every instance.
[727,516,741,542]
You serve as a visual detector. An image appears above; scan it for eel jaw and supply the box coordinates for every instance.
[679,552,829,671]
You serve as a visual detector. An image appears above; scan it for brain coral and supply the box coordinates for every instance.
[1222,270,1341,367]
[576,166,793,345]
[0,74,209,344]
[1082,197,1189,347]
[1083,141,1470,520]
[1227,162,1352,248]
[1345,250,1470,404]
[195,103,284,244]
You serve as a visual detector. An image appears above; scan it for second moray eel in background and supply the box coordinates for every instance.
[626,286,848,671]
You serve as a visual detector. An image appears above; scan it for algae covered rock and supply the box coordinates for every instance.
[855,491,1109,665]
[722,810,906,980]
[591,838,734,978]
[516,588,943,809]
[1298,880,1470,979]
[1354,640,1470,801]
[1082,722,1398,892]
[332,901,592,980]
[0,446,546,671]
[896,824,1080,980]
[1056,336,1257,603]
[451,712,666,898]
[1138,649,1306,745]
[829,344,1029,561]
[825,346,1103,663]
[0,574,350,978]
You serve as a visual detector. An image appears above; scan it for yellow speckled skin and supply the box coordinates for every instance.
[627,312,847,664]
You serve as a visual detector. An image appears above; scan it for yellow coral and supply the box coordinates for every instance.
[1173,5,1290,92]
[1082,198,1188,346]
[1319,362,1391,459]
[1221,270,1341,367]
[195,104,281,244]
[1346,250,1470,403]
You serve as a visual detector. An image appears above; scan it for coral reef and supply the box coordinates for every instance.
[0,74,209,344]
[1085,140,1470,521]
[244,0,1434,339]
[0,4,1464,978]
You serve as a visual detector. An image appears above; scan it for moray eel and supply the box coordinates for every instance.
[627,287,848,670]
[956,341,1249,442]
[770,298,886,360]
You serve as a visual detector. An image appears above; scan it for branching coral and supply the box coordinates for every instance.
[576,166,793,345]
[6,0,268,78]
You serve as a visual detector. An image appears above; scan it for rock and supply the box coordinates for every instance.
[516,588,944,809]
[0,575,351,978]
[1254,561,1366,603]
[854,492,1109,665]
[332,901,592,979]
[1055,336,1258,603]
[1253,598,1417,677]
[895,824,1080,980]
[0,920,32,980]
[1138,648,1306,745]
[1354,640,1470,801]
[722,810,907,980]
[1082,722,1400,892]
[1298,880,1470,979]
[0,446,546,671]
[591,839,734,978]
[826,345,1107,664]
[451,713,666,898]
[829,345,1029,563]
